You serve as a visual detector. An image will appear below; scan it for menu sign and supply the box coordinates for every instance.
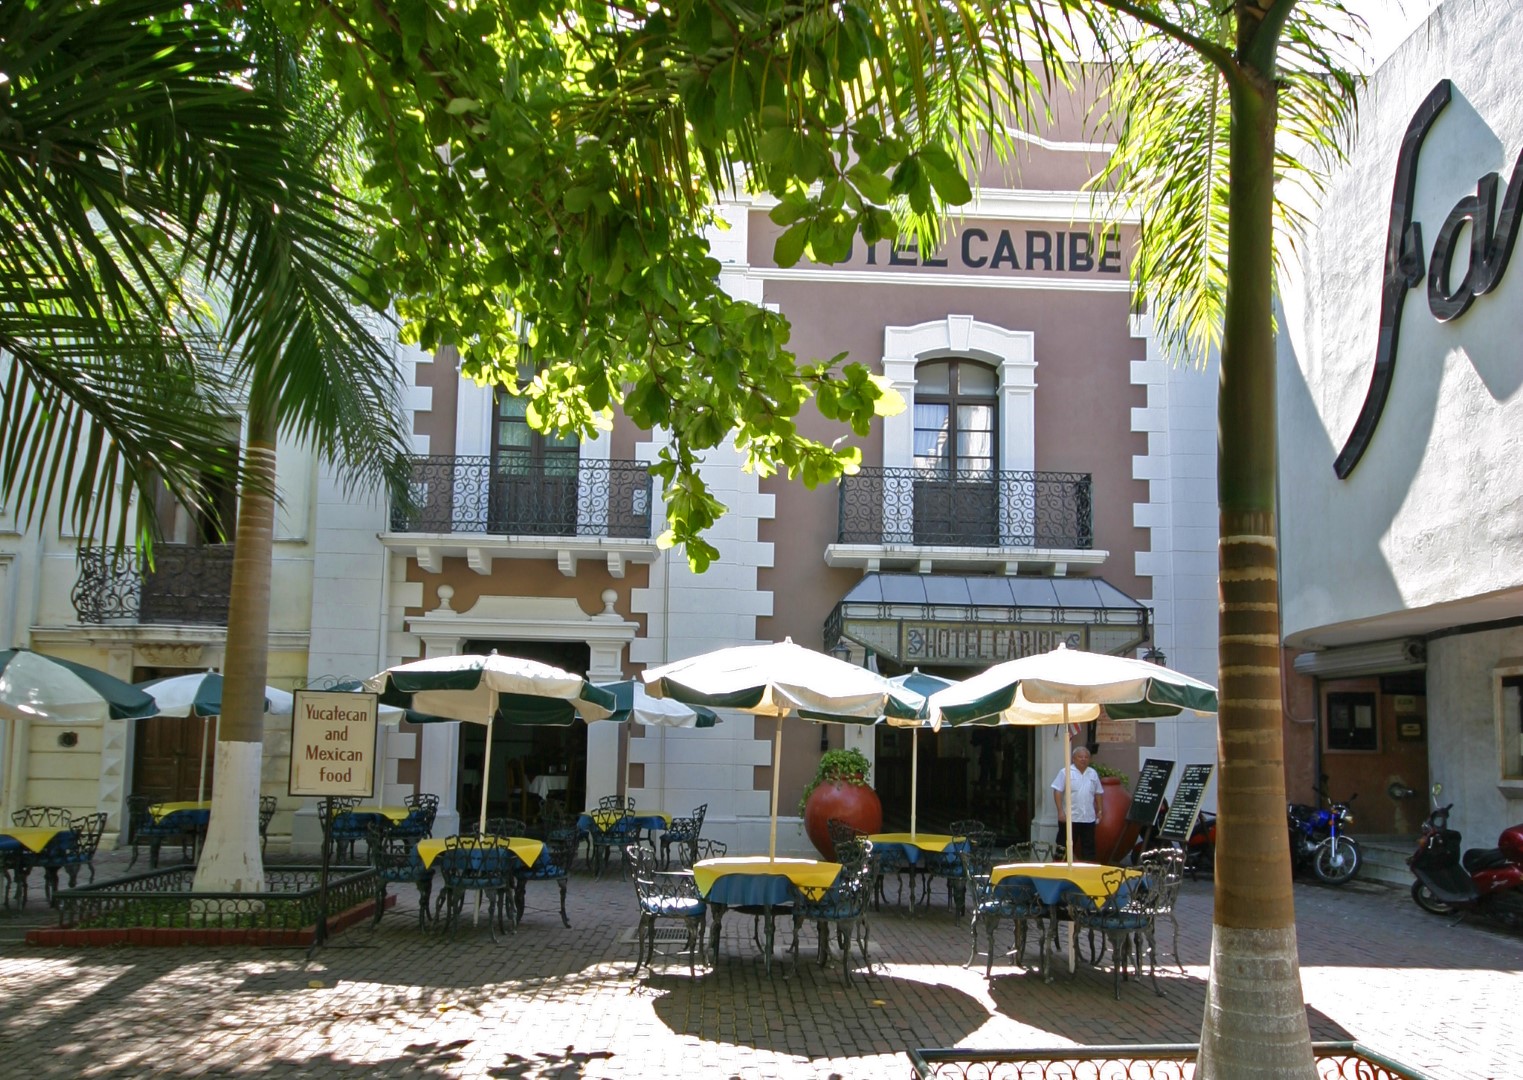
[289,690,378,797]
[1126,758,1175,826]
[1157,763,1213,842]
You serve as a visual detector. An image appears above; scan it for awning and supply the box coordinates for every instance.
[824,572,1151,667]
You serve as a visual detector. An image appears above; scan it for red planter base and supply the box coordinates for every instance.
[803,782,882,859]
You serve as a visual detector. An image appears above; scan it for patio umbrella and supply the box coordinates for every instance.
[598,679,720,814]
[0,648,157,722]
[642,639,921,858]
[138,672,295,805]
[927,643,1218,863]
[364,653,617,824]
[885,669,956,840]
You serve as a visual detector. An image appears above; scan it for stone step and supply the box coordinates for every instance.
[1354,838,1415,887]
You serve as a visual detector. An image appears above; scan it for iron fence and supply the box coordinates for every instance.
[72,544,234,625]
[908,1043,1431,1080]
[52,865,376,930]
[390,455,654,539]
[838,467,1093,549]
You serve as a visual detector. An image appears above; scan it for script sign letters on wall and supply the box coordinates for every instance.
[1335,79,1523,478]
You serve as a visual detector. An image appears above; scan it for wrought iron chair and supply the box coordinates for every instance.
[791,837,876,983]
[964,845,1047,978]
[56,811,107,891]
[589,807,634,879]
[512,833,577,928]
[433,834,515,942]
[826,817,867,859]
[681,837,726,868]
[927,822,993,915]
[538,800,579,848]
[324,796,365,862]
[1137,846,1186,973]
[367,821,433,930]
[484,816,529,839]
[12,806,72,828]
[871,838,917,914]
[1068,866,1163,998]
[659,803,707,869]
[258,796,278,855]
[628,844,707,976]
[1005,839,1057,863]
[395,793,439,840]
[125,795,191,869]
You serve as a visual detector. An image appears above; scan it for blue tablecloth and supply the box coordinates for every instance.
[702,872,795,908]
[0,829,75,855]
[576,813,669,834]
[156,809,210,831]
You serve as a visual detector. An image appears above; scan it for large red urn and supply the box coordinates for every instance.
[803,782,883,859]
[1094,775,1141,864]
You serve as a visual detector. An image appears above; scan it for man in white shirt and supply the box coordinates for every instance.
[1051,746,1106,861]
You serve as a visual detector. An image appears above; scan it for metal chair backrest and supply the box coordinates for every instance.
[13,806,71,828]
[258,795,277,833]
[485,816,528,838]
[71,812,106,856]
[437,834,511,889]
[1137,847,1185,915]
[950,818,987,838]
[367,822,418,879]
[1005,839,1056,862]
[826,817,866,858]
[688,838,727,865]
[403,793,439,835]
[598,794,633,813]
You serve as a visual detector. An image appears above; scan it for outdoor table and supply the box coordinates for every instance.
[577,810,672,871]
[527,775,568,800]
[414,835,545,872]
[869,832,967,913]
[692,855,841,973]
[991,861,1142,977]
[0,826,76,908]
[149,800,212,829]
[341,805,412,826]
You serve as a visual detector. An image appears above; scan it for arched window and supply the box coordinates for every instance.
[913,359,998,477]
[912,359,999,544]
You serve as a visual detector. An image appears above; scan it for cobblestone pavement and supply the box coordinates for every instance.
[1,850,1520,1079]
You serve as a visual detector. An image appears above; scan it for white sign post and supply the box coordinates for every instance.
[289,690,378,798]
[290,689,378,955]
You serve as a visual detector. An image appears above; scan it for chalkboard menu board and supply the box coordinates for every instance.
[1125,758,1175,826]
[1157,763,1214,841]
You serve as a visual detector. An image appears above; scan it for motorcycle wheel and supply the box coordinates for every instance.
[1412,880,1457,915]
[1312,836,1362,885]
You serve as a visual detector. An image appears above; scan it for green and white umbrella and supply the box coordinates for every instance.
[137,672,298,804]
[598,679,720,814]
[0,648,157,722]
[642,639,921,857]
[927,643,1218,862]
[886,669,957,840]
[364,653,618,823]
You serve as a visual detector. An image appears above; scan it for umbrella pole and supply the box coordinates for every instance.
[479,713,495,833]
[1063,704,1074,865]
[197,716,212,805]
[910,728,919,840]
[768,717,784,860]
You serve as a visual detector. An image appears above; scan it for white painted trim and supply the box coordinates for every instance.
[747,267,1132,291]
[740,188,1137,224]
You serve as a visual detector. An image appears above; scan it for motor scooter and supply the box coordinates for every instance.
[1287,791,1361,885]
[1408,783,1523,930]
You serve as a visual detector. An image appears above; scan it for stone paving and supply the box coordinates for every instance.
[1,848,1520,1079]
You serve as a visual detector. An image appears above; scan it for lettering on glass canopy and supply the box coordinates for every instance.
[1336,79,1523,478]
[903,625,1082,665]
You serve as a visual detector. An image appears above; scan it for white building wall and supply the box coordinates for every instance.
[1131,316,1222,809]
[1279,0,1523,643]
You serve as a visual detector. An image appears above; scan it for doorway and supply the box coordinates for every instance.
[1318,671,1429,836]
[457,639,591,827]
[130,665,214,801]
[873,721,1034,841]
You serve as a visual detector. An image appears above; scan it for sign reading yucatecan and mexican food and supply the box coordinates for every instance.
[289,690,378,797]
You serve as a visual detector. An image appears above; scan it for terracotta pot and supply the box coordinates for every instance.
[803,781,883,859]
[1094,775,1140,865]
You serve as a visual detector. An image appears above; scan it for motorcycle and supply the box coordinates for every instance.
[1408,783,1523,930]
[1287,792,1362,885]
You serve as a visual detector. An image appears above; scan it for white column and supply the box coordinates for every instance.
[585,603,628,806]
[417,633,465,837]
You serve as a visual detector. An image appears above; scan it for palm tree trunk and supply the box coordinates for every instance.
[192,385,276,894]
[1197,14,1315,1078]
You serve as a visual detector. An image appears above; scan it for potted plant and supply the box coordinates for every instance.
[799,747,882,859]
[1092,762,1139,864]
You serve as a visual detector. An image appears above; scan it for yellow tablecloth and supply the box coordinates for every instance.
[345,805,411,823]
[0,826,67,852]
[414,836,544,870]
[869,832,964,852]
[149,801,211,823]
[990,861,1139,904]
[692,856,841,896]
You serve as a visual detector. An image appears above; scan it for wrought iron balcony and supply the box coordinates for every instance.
[390,456,654,540]
[837,466,1093,550]
[72,544,234,626]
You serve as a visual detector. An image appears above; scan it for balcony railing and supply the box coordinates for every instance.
[390,456,654,540]
[837,467,1093,549]
[908,1042,1430,1079]
[73,544,234,626]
